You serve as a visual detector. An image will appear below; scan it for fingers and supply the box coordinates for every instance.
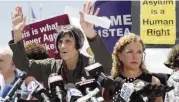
[83,1,100,16]
[12,5,22,19]
[87,1,91,14]
[12,14,23,26]
[17,5,22,13]
[11,5,23,24]
[82,4,86,13]
[12,5,22,17]
[11,5,26,32]
[89,3,94,15]
[94,8,100,16]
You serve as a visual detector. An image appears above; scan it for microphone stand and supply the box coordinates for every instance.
[14,92,21,102]
[55,86,63,102]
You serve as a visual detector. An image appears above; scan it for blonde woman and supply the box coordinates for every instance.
[93,33,162,102]
[79,2,163,101]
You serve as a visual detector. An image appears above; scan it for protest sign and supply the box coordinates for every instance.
[12,14,70,59]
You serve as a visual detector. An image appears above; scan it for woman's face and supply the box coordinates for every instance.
[118,41,143,70]
[58,34,78,61]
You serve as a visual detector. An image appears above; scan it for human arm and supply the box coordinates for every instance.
[9,5,53,83]
[152,76,163,102]
[79,2,112,75]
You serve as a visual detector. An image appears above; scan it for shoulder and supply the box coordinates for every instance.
[152,76,161,85]
[152,73,170,80]
[152,73,170,85]
[29,58,56,64]
[54,59,63,64]
[40,58,56,62]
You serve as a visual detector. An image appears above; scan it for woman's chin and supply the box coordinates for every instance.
[128,65,140,70]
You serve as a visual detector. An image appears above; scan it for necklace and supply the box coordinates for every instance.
[119,73,143,83]
[124,77,137,83]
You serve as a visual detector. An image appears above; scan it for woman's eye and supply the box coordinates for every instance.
[138,51,143,54]
[65,40,71,44]
[59,40,63,44]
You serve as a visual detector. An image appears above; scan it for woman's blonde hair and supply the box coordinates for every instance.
[111,33,149,78]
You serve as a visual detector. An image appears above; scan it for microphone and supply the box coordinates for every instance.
[13,90,29,101]
[26,83,38,100]
[85,63,116,90]
[112,78,148,102]
[85,63,135,101]
[75,79,98,94]
[13,90,22,102]
[85,63,173,101]
[65,83,83,102]
[76,88,101,102]
[25,76,50,102]
[112,78,174,102]
[111,77,133,102]
[0,84,12,98]
[109,77,140,102]
[75,79,103,102]
[4,71,28,102]
[133,79,174,98]
[48,73,64,102]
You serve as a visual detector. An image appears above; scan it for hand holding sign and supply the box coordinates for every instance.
[11,5,26,43]
[79,1,100,39]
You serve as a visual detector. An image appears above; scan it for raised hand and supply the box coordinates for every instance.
[80,1,100,39]
[11,5,26,43]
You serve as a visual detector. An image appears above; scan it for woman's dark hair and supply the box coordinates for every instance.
[55,25,85,51]
[25,42,49,60]
[164,44,179,69]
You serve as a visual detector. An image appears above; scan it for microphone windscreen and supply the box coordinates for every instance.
[66,84,83,102]
[24,76,36,86]
[65,83,76,90]
[120,83,134,102]
[49,73,58,77]
[114,77,125,88]
[48,75,63,84]
[27,80,39,93]
[133,79,146,91]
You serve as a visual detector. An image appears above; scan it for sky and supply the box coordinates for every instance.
[0,1,85,49]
